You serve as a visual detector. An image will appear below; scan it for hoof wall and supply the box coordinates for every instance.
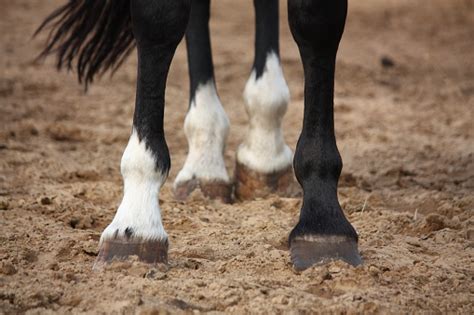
[290,236,362,271]
[234,161,298,200]
[94,237,168,269]
[174,179,232,203]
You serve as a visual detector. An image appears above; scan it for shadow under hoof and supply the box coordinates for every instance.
[290,236,362,271]
[234,161,300,200]
[93,237,168,270]
[174,179,232,203]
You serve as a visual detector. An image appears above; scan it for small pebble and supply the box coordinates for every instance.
[1,262,17,275]
[0,199,9,210]
[40,196,53,205]
[466,229,474,241]
[145,268,167,280]
[328,265,341,274]
[48,262,60,271]
[369,265,380,277]
[271,295,288,305]
[381,56,395,68]
[269,250,281,260]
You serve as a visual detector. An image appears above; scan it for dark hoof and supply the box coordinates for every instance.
[94,237,168,269]
[234,161,299,200]
[174,179,232,203]
[290,235,362,271]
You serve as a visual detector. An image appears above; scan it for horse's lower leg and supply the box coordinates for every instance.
[95,0,191,266]
[235,0,293,200]
[287,0,361,271]
[174,0,232,203]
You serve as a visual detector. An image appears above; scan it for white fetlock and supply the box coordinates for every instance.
[100,129,168,244]
[237,52,293,174]
[174,80,231,201]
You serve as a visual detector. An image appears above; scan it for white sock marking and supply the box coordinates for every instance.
[174,80,230,187]
[100,129,168,243]
[238,52,292,174]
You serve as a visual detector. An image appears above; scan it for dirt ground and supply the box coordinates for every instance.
[1,0,473,313]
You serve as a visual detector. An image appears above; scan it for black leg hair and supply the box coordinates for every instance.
[132,0,191,163]
[186,0,215,102]
[253,0,280,78]
[288,0,362,270]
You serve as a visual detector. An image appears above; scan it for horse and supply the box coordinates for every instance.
[36,0,361,271]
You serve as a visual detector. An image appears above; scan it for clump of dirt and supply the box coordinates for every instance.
[1,0,473,313]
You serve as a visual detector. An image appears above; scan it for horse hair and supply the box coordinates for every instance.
[34,0,135,89]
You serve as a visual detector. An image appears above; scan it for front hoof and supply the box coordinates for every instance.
[174,179,232,203]
[94,237,168,269]
[234,161,298,200]
[290,235,362,271]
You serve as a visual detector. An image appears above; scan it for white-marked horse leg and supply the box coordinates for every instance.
[36,0,190,266]
[95,0,191,266]
[174,0,232,203]
[235,0,294,200]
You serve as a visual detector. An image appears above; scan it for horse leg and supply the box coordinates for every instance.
[235,0,293,200]
[287,0,362,270]
[95,0,191,266]
[174,0,232,203]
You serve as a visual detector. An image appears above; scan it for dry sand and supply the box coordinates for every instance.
[1,0,473,313]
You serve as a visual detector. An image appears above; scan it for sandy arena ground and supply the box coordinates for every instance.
[1,0,473,313]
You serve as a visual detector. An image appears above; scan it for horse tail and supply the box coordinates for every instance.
[34,0,134,89]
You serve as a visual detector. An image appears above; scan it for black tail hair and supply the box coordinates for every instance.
[35,0,135,89]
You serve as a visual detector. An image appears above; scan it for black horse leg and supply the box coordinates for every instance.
[288,0,362,271]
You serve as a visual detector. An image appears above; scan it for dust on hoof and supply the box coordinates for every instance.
[174,179,232,203]
[290,235,362,271]
[234,161,299,200]
[94,237,168,270]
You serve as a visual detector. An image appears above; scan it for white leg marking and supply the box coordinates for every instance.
[174,80,230,187]
[100,129,168,244]
[238,52,292,173]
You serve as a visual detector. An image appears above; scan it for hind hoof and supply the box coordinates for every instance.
[94,237,168,269]
[234,161,298,200]
[290,235,362,271]
[174,179,232,203]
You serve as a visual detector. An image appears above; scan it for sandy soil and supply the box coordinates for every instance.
[1,0,473,313]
